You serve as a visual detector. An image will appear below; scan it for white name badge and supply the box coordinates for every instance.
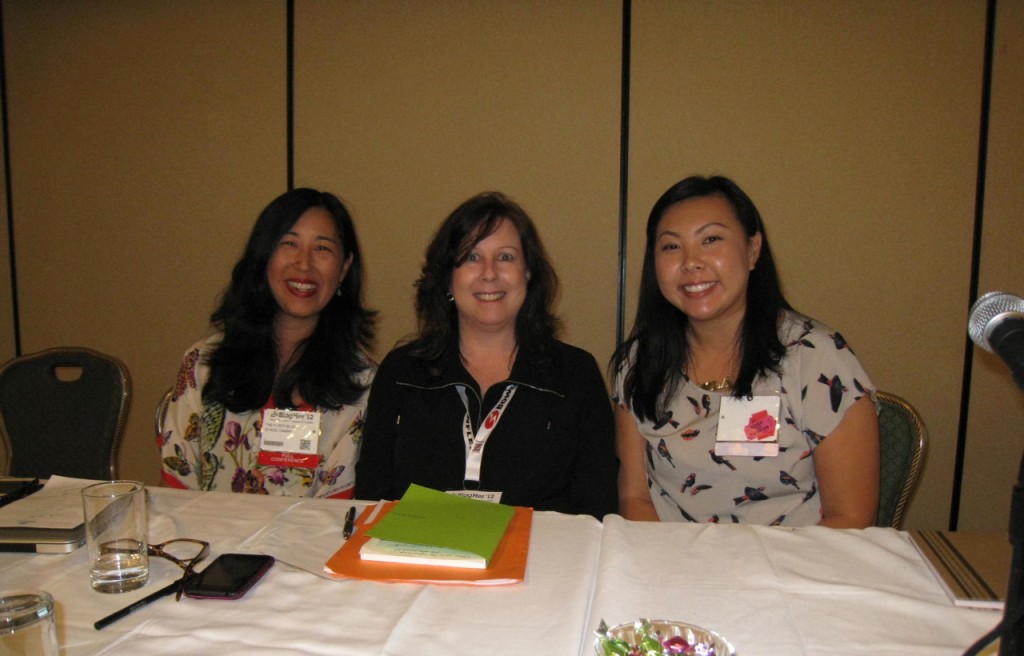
[714,395,781,457]
[447,490,503,504]
[260,408,322,455]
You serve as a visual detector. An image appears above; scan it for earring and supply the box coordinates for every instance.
[336,284,343,297]
[445,292,455,302]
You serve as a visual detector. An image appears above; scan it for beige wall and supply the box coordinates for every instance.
[629,1,986,531]
[292,0,622,363]
[1,0,287,482]
[1,1,1020,531]
[961,0,1024,532]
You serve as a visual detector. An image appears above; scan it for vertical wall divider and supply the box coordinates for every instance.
[0,1,20,356]
[286,0,295,191]
[950,0,998,531]
[615,0,632,350]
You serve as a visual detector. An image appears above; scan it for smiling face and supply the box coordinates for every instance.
[654,194,762,334]
[266,207,352,336]
[450,218,528,339]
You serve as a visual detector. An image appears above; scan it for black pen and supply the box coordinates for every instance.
[94,574,191,630]
[343,506,356,539]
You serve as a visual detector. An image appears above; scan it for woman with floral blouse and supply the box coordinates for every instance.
[160,188,375,498]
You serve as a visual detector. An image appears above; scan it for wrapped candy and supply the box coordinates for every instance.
[594,618,731,656]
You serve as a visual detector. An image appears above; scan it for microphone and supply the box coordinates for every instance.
[968,291,1024,391]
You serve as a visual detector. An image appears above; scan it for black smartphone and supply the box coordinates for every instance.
[182,553,275,600]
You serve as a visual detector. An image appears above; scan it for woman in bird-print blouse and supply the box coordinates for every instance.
[611,175,879,527]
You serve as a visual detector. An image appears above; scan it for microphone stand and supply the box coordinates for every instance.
[1001,367,1024,655]
[964,295,1024,653]
[966,426,1024,656]
[965,374,1024,656]
[1001,451,1024,655]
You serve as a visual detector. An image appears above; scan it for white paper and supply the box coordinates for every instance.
[0,475,99,529]
[359,537,487,569]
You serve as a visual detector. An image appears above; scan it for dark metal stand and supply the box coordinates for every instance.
[964,447,1024,656]
[1000,455,1024,655]
[964,373,1024,656]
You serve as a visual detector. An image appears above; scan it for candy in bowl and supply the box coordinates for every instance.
[594,618,735,656]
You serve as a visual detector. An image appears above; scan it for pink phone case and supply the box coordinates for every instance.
[183,553,275,600]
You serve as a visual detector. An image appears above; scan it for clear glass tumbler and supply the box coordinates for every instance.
[81,481,149,593]
[0,590,59,655]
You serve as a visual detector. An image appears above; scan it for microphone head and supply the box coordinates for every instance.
[968,291,1024,352]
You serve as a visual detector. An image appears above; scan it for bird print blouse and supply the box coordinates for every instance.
[614,311,875,526]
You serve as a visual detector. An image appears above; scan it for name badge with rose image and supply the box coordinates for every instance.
[714,394,781,457]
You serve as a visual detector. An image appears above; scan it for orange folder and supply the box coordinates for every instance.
[324,501,533,586]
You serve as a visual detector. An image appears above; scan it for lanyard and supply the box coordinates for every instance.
[456,383,518,485]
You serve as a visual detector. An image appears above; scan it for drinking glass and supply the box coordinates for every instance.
[0,590,58,655]
[81,481,149,593]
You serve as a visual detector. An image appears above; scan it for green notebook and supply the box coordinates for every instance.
[365,484,515,562]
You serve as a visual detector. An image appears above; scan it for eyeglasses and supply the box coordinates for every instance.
[100,538,210,601]
[150,538,210,600]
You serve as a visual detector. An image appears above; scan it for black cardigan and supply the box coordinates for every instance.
[355,340,618,519]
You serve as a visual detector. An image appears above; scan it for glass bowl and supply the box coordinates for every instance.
[594,618,735,655]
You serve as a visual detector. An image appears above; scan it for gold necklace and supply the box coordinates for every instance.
[697,378,733,392]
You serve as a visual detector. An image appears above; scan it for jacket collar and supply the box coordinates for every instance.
[430,343,564,397]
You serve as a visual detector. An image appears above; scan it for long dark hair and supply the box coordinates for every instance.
[612,175,792,422]
[408,191,560,363]
[203,188,376,412]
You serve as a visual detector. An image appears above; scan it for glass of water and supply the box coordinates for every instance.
[81,481,149,593]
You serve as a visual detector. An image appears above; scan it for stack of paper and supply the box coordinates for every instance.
[0,475,95,553]
[324,484,532,585]
[360,538,489,569]
[909,529,1010,610]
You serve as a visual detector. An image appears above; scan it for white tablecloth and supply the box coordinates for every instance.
[589,516,1001,655]
[0,488,1002,655]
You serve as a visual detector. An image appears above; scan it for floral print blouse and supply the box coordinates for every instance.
[159,335,374,498]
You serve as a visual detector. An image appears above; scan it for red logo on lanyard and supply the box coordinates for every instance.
[484,409,500,429]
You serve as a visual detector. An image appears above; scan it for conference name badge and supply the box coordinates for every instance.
[714,394,781,457]
[447,490,502,503]
[258,408,322,469]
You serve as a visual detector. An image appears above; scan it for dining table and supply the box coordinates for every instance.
[0,486,1004,655]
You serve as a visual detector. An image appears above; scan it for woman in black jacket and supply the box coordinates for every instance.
[356,192,617,518]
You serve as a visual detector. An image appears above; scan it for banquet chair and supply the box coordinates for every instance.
[875,390,927,529]
[0,347,131,479]
[155,387,172,438]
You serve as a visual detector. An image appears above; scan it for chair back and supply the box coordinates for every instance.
[875,390,927,528]
[0,347,131,479]
[155,387,172,438]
